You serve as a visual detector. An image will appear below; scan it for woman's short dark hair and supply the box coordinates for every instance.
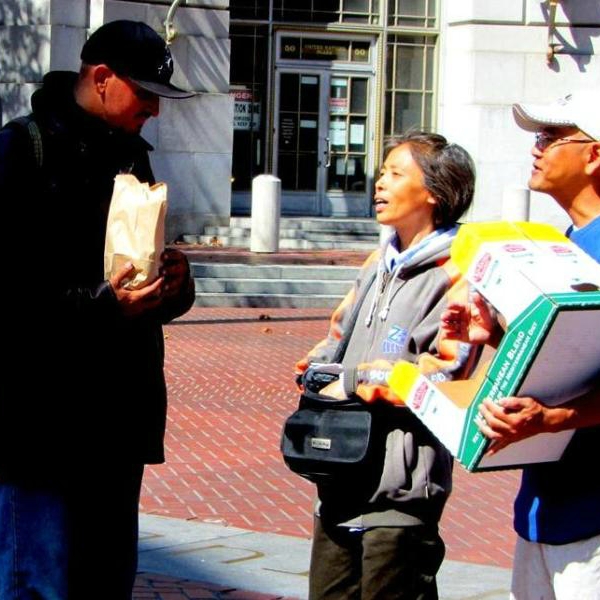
[383,132,476,228]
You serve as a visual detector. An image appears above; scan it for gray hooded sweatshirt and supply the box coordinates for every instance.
[297,226,480,528]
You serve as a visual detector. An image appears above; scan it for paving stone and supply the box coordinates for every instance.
[135,299,518,598]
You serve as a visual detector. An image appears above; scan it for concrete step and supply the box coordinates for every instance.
[278,238,378,250]
[191,263,359,280]
[203,226,379,242]
[190,261,358,308]
[193,235,378,251]
[229,216,379,234]
[297,231,378,242]
[194,278,351,295]
[192,293,343,308]
[186,216,381,252]
[188,216,371,307]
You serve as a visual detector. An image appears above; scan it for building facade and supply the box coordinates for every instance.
[0,0,232,241]
[230,0,437,220]
[1,1,599,239]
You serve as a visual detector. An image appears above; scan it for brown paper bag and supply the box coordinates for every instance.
[104,174,168,290]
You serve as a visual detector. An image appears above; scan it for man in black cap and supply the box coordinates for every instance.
[0,20,196,599]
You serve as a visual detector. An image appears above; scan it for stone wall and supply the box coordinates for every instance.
[438,0,600,229]
[2,1,598,234]
[0,0,233,240]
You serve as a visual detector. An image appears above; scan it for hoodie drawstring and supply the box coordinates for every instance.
[365,225,459,326]
[378,264,402,321]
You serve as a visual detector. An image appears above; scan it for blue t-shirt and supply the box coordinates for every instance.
[513,214,600,545]
[566,214,600,259]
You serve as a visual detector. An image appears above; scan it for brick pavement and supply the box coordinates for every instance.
[140,306,520,579]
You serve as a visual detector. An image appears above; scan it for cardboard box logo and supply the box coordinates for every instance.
[472,252,492,282]
[410,381,430,413]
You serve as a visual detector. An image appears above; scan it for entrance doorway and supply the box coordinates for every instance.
[273,35,376,217]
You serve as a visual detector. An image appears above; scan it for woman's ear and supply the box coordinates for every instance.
[584,142,600,178]
[428,195,442,227]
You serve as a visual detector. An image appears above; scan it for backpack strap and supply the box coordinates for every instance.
[9,116,44,168]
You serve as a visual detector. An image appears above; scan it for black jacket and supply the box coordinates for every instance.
[0,71,194,480]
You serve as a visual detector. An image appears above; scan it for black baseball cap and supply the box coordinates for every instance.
[81,20,195,99]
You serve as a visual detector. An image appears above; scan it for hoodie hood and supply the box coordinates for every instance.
[31,71,79,116]
[381,225,458,277]
[31,71,90,135]
[365,226,459,326]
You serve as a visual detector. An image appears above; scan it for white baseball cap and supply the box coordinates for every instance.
[512,91,600,141]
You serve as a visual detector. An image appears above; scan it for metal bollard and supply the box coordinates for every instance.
[502,187,530,221]
[250,174,281,253]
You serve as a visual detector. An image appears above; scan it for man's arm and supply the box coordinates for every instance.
[440,292,600,453]
[479,383,600,455]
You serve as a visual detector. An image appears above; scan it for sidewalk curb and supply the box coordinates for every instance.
[139,514,511,600]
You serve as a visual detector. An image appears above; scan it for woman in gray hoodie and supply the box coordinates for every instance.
[296,131,481,600]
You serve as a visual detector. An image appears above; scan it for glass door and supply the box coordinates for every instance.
[274,69,374,216]
[325,74,370,212]
[276,71,322,214]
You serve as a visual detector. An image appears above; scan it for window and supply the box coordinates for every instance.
[384,34,436,138]
[272,0,380,25]
[388,0,437,28]
[277,73,321,191]
[229,25,269,191]
[327,76,369,192]
[230,0,269,20]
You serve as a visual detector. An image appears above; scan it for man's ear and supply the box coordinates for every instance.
[585,142,600,177]
[91,64,113,93]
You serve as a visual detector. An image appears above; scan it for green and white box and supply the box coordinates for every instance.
[389,222,600,472]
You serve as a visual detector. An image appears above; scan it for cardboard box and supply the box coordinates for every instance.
[388,222,600,472]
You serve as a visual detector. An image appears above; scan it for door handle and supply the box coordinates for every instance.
[324,137,332,168]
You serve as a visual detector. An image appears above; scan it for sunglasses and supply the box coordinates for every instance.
[534,132,594,152]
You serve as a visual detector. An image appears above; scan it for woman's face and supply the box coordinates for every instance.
[373,144,437,240]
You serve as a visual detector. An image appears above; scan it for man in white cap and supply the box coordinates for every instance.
[497,91,600,599]
[444,91,600,599]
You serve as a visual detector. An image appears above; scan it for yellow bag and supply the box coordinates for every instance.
[104,174,167,290]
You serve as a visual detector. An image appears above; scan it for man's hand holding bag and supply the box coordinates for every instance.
[104,174,167,290]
